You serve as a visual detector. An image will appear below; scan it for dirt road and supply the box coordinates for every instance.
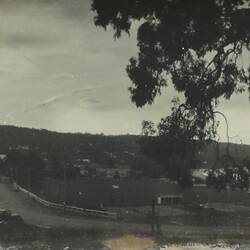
[0,182,149,233]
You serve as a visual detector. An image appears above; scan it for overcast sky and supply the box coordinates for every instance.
[0,0,250,144]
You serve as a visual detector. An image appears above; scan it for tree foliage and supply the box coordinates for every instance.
[207,157,250,191]
[140,100,202,187]
[92,0,250,187]
[92,0,250,126]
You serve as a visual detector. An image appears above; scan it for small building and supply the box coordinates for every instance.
[80,168,89,176]
[74,158,91,166]
[15,145,30,151]
[106,168,130,178]
[0,154,7,162]
[82,159,91,164]
[96,168,131,179]
[73,158,92,176]
[157,194,183,205]
[192,168,209,183]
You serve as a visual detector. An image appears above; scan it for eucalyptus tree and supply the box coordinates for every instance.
[91,0,250,188]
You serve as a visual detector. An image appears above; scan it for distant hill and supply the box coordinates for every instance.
[0,125,249,171]
[0,125,142,163]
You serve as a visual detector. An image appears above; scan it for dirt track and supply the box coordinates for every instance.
[0,182,249,241]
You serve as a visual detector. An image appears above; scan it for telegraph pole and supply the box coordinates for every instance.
[151,198,161,235]
[151,199,155,233]
[63,162,66,214]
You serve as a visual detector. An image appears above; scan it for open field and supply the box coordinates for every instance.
[39,178,250,210]
[40,178,182,208]
[184,187,250,206]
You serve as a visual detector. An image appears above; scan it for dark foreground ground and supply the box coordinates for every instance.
[1,182,250,250]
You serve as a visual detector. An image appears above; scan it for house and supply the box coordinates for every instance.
[15,145,30,151]
[82,159,91,164]
[192,168,209,182]
[96,168,131,179]
[79,167,89,176]
[73,158,91,176]
[0,154,7,162]
[106,168,130,178]
[74,158,91,167]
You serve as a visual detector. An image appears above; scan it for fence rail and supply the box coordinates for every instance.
[14,183,117,219]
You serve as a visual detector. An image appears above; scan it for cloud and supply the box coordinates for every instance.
[0,32,61,48]
[29,94,65,111]
[26,85,105,112]
[85,98,100,104]
[48,73,76,82]
[0,0,89,52]
[79,97,101,109]
[0,0,91,19]
[52,0,92,21]
[71,85,104,94]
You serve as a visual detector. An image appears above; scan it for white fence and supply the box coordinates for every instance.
[14,183,117,219]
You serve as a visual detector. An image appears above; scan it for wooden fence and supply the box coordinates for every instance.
[14,183,118,220]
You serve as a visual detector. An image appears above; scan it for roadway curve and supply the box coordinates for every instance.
[0,182,248,240]
[0,182,149,233]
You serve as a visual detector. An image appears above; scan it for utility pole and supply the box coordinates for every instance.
[28,167,31,190]
[63,162,67,214]
[151,198,161,235]
[151,199,155,233]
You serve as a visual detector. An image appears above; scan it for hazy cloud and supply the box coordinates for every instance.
[30,94,65,110]
[25,85,104,112]
[71,85,104,94]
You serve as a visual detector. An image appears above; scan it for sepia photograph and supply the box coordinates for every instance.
[0,0,250,249]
